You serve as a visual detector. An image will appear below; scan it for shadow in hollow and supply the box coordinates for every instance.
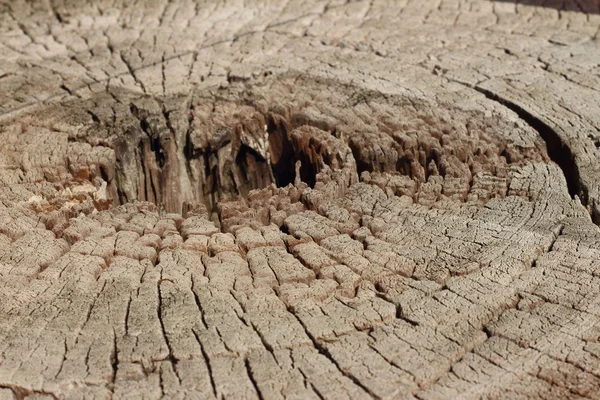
[491,0,600,14]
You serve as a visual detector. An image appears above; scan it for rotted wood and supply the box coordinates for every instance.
[1,0,600,399]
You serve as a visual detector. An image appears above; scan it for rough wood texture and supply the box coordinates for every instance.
[1,0,600,399]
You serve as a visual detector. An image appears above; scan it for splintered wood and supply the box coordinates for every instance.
[1,0,600,399]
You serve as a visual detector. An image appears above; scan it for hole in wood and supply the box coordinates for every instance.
[112,101,344,217]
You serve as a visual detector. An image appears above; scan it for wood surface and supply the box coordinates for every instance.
[1,0,600,398]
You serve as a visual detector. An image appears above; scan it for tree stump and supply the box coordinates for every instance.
[1,1,600,398]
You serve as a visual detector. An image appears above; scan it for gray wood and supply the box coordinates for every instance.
[1,0,600,398]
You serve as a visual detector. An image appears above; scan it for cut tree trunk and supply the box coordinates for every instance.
[1,0,600,399]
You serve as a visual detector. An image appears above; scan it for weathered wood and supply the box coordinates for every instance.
[1,0,600,398]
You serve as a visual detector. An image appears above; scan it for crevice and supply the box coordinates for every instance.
[110,328,118,385]
[548,224,564,252]
[531,223,564,268]
[191,329,218,399]
[86,110,101,124]
[244,357,265,400]
[394,303,419,327]
[287,308,380,399]
[124,293,132,335]
[472,87,589,215]
[294,362,326,400]
[157,272,177,367]
[190,277,209,330]
[53,338,68,380]
[266,114,296,187]
[119,51,147,94]
[59,84,72,96]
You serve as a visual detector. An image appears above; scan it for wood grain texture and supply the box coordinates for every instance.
[1,0,600,398]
